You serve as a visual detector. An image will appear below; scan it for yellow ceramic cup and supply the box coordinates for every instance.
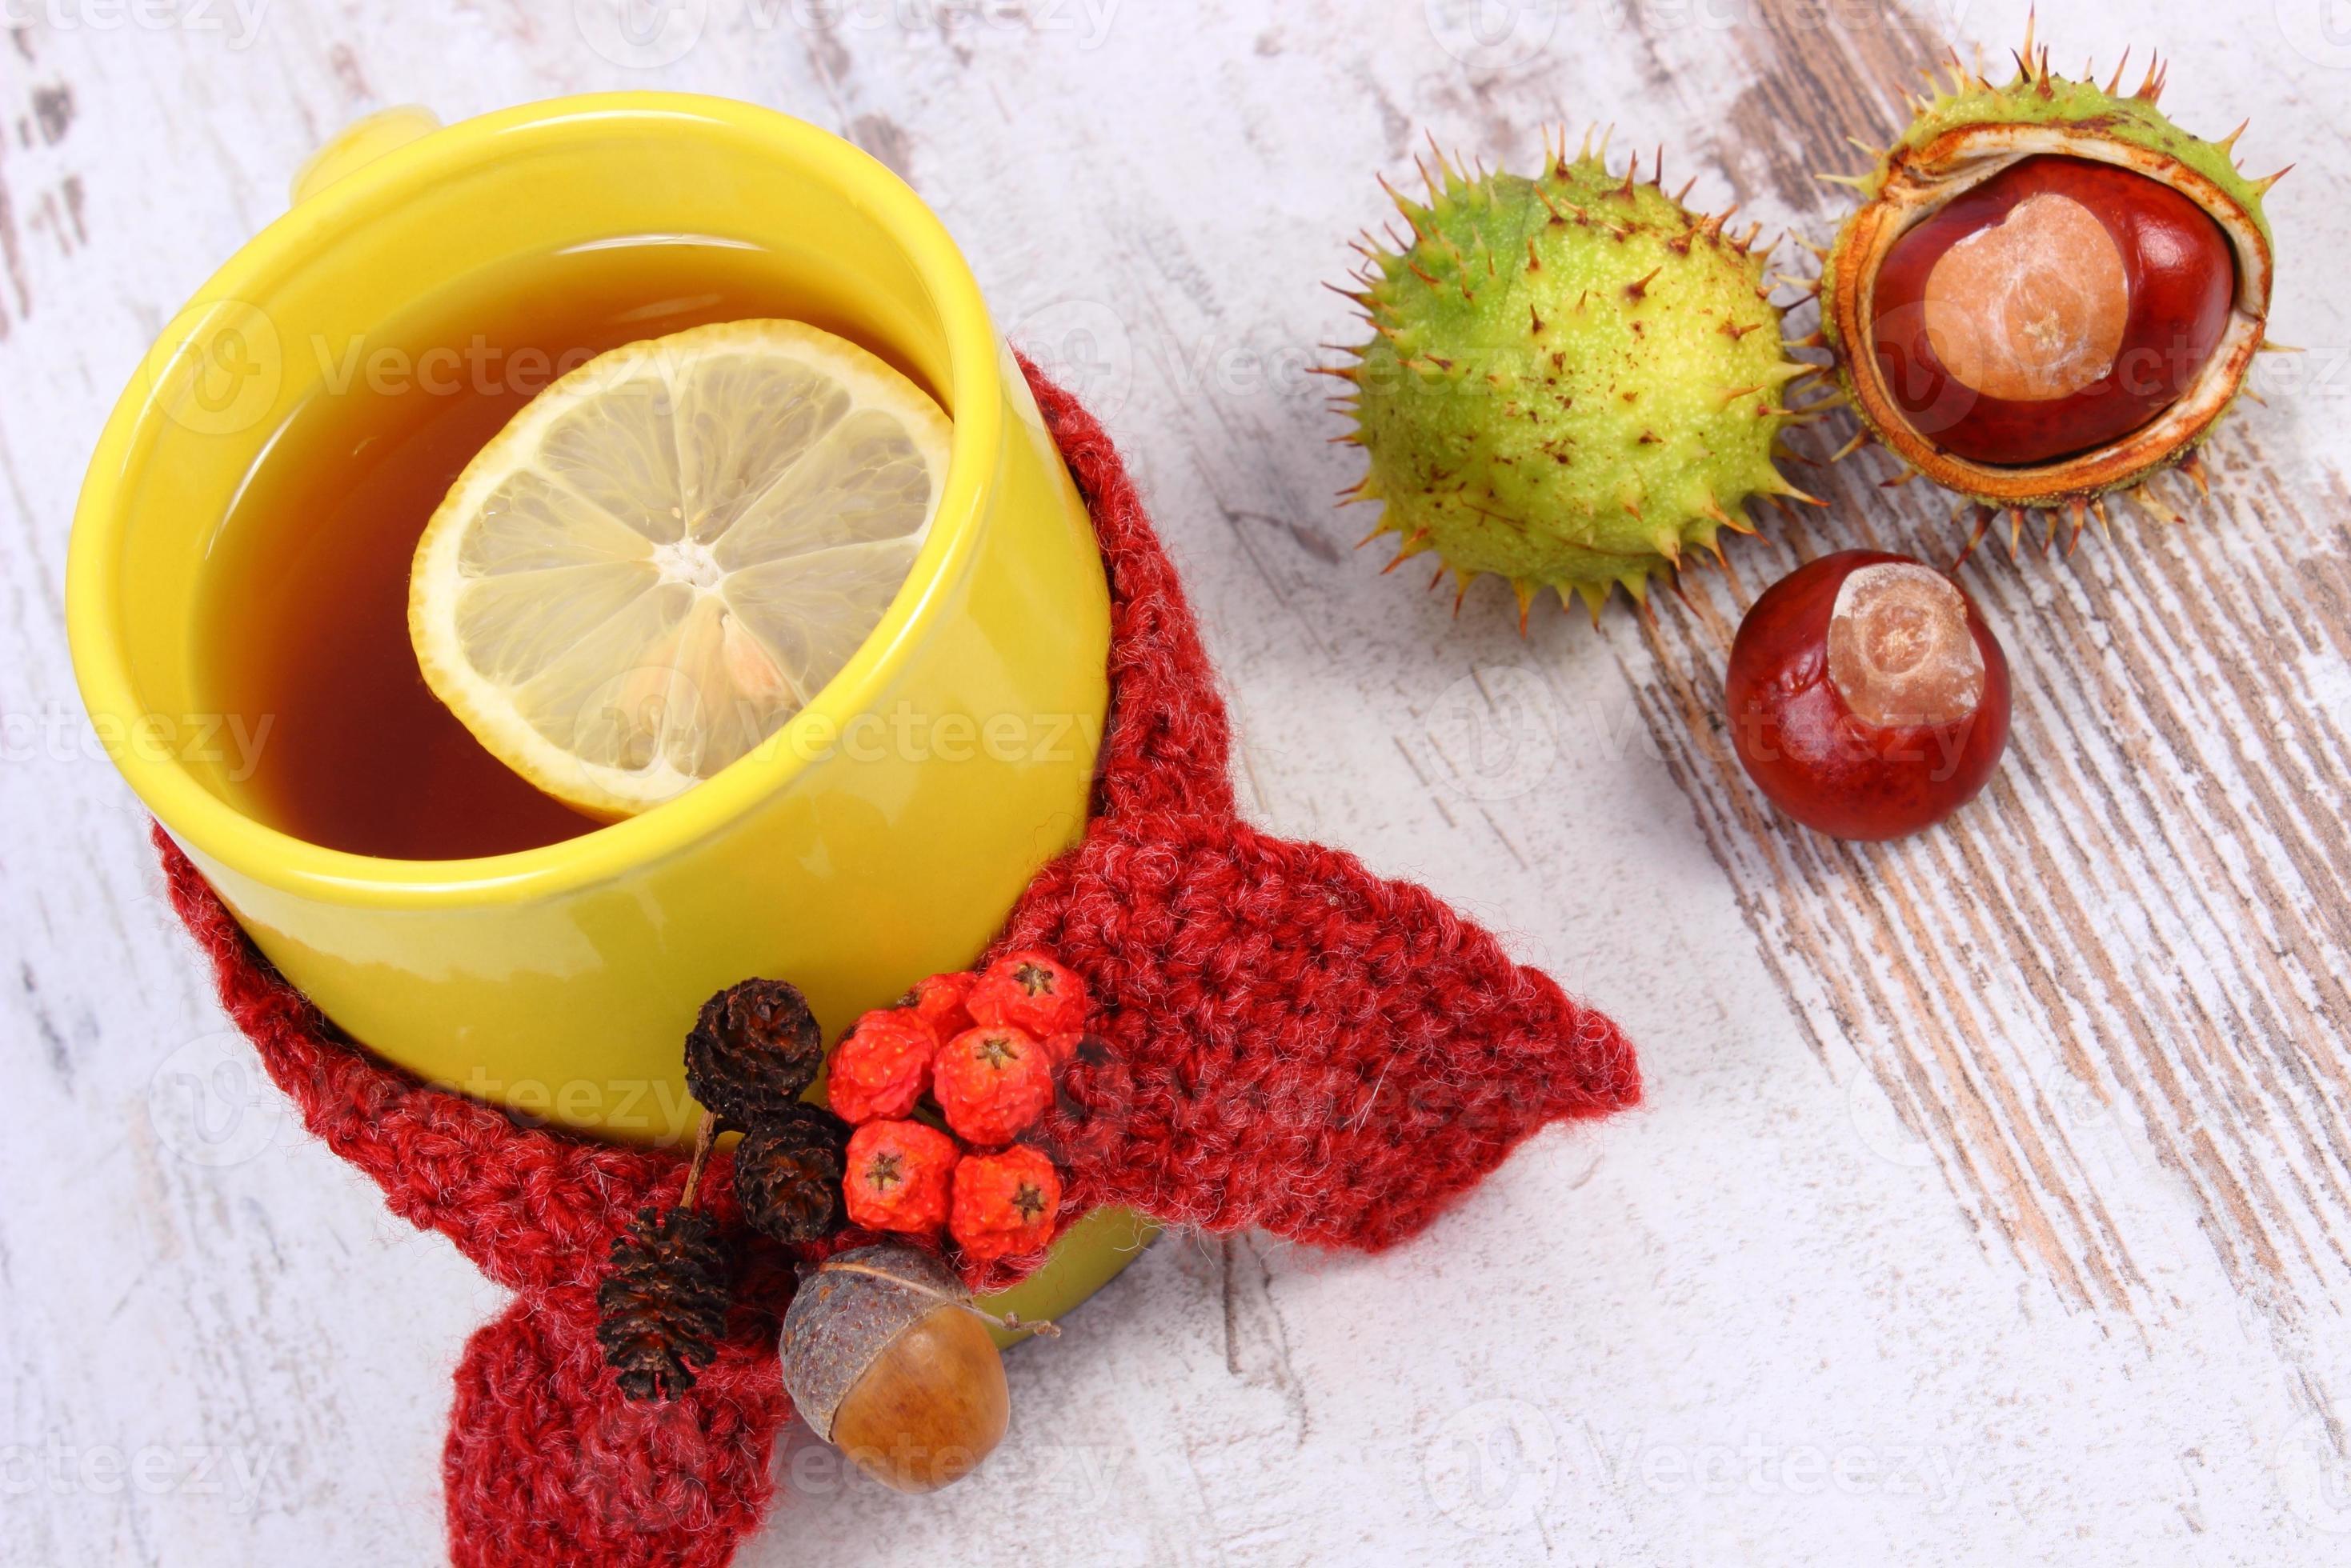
[67,95,1149,1325]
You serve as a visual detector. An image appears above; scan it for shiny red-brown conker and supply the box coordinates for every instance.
[1727,550,2011,842]
[1868,155,2235,466]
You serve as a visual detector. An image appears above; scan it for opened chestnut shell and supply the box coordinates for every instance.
[1866,155,2236,466]
[1819,36,2281,550]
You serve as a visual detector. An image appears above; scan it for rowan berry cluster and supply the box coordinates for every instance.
[827,950,1093,1262]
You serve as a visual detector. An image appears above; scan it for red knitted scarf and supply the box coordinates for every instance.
[158,359,1640,1566]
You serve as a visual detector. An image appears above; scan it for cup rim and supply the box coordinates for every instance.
[66,94,1007,909]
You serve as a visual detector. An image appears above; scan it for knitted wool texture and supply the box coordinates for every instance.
[158,359,1640,1566]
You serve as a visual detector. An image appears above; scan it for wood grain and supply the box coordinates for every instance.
[1624,4,2351,1332]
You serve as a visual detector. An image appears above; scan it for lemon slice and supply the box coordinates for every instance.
[409,318,951,818]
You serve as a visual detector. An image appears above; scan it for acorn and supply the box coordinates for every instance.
[780,1245,1022,1493]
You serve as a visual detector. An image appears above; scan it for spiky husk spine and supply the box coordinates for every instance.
[1327,134,1820,624]
[1813,18,2285,560]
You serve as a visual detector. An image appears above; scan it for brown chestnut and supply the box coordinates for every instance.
[1868,155,2235,466]
[1727,550,2011,841]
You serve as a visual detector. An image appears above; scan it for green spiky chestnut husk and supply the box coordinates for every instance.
[1820,34,2281,554]
[1332,138,1817,622]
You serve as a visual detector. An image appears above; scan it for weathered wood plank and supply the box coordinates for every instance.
[1614,4,2351,1338]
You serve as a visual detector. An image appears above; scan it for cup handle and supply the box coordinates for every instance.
[289,106,441,206]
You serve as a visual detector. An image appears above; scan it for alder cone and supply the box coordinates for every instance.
[594,1206,734,1402]
[683,978,825,1130]
[732,1105,848,1245]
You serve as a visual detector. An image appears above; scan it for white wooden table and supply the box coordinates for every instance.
[5,2,2348,1562]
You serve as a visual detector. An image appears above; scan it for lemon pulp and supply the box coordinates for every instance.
[409,319,951,818]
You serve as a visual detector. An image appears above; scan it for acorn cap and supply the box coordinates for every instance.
[779,1244,968,1440]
